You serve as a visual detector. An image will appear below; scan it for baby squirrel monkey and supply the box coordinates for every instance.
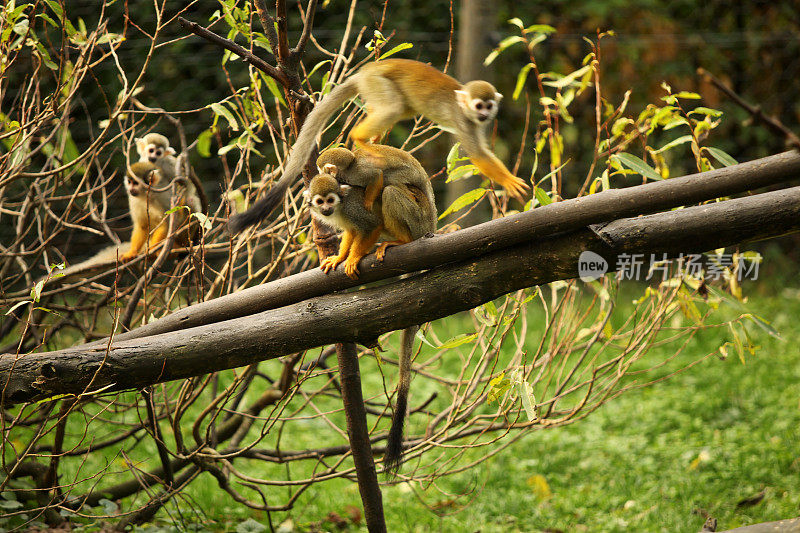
[306,150,437,473]
[229,58,528,233]
[135,132,203,214]
[121,161,197,260]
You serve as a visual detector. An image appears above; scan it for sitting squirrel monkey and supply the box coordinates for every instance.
[121,162,197,260]
[229,58,528,233]
[305,156,437,473]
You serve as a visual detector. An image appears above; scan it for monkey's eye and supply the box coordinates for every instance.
[315,198,325,206]
[474,101,485,111]
[485,101,494,110]
[326,197,336,204]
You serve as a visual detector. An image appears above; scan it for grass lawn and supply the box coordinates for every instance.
[4,278,798,532]
[240,281,800,533]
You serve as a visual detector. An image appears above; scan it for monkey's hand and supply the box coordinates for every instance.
[470,155,530,201]
[320,255,345,274]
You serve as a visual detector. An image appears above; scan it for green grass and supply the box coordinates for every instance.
[5,280,799,532]
[241,283,800,533]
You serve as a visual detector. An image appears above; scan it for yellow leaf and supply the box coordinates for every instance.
[527,474,552,501]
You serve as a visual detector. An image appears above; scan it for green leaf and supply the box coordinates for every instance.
[378,42,413,60]
[651,135,693,154]
[541,65,593,89]
[611,152,663,181]
[438,188,486,219]
[438,332,479,350]
[524,24,556,34]
[209,103,239,131]
[191,212,212,232]
[261,75,286,107]
[672,91,701,99]
[512,63,533,100]
[508,18,525,29]
[196,129,214,158]
[6,300,30,316]
[30,279,45,302]
[446,164,478,183]
[688,106,723,118]
[533,186,552,206]
[703,146,738,167]
[484,36,524,65]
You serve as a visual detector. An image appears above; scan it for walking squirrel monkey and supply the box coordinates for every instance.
[305,152,437,473]
[229,58,528,233]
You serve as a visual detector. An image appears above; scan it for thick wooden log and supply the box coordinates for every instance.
[1,186,799,405]
[91,151,800,344]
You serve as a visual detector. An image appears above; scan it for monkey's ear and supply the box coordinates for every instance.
[167,146,176,156]
[302,190,311,202]
[339,184,352,193]
[494,92,503,102]
[454,90,470,110]
[135,137,145,154]
[322,163,338,177]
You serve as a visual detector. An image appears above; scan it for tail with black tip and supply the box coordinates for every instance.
[384,324,418,475]
[227,75,361,233]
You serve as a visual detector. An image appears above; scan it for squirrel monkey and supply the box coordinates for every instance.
[121,161,197,261]
[316,145,434,214]
[229,58,528,233]
[304,173,382,279]
[136,132,203,214]
[316,145,437,262]
[306,161,436,473]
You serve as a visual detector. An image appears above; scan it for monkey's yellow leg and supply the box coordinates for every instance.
[147,223,169,251]
[363,170,384,211]
[320,230,354,274]
[343,226,382,279]
[121,225,147,260]
[469,154,530,200]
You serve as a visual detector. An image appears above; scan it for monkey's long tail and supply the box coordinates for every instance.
[384,324,418,475]
[228,76,361,234]
[47,243,130,284]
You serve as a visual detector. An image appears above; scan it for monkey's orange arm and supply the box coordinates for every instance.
[147,223,169,251]
[321,230,354,274]
[122,225,147,260]
[469,154,530,200]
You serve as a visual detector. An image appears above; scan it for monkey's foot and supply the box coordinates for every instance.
[120,252,137,261]
[375,240,407,262]
[320,256,345,274]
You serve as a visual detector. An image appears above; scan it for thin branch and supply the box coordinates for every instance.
[293,0,318,57]
[177,17,290,88]
[698,67,800,151]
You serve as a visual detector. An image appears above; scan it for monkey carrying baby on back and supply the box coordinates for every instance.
[51,133,204,283]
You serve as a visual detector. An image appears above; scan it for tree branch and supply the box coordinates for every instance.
[3,185,799,405]
[177,17,290,88]
[698,68,800,150]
